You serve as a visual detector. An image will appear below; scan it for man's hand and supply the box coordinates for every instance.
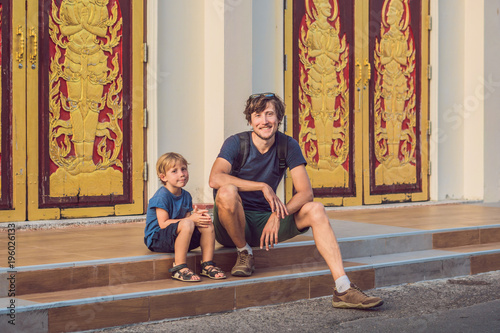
[261,184,288,219]
[260,212,280,251]
[190,206,212,228]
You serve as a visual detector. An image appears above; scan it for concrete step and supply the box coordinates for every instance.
[12,242,500,303]
[1,226,500,332]
[6,225,499,296]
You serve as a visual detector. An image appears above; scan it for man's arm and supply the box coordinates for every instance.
[286,164,314,215]
[259,164,312,251]
[209,157,288,218]
[209,157,269,192]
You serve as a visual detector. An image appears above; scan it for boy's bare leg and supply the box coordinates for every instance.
[174,220,200,280]
[215,184,247,248]
[198,225,215,263]
[198,225,225,279]
[294,201,346,280]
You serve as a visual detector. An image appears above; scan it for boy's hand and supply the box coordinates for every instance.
[191,205,212,228]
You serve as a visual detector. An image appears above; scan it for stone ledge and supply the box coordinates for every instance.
[0,215,147,231]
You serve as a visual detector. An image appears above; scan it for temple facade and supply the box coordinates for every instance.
[0,0,498,222]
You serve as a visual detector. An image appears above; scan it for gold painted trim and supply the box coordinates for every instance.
[284,0,293,203]
[343,0,365,207]
[0,1,27,222]
[413,0,430,201]
[313,197,344,206]
[115,0,144,215]
[362,0,379,204]
[61,206,115,219]
[27,0,59,220]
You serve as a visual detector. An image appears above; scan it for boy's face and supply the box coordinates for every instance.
[250,102,279,141]
[160,161,189,192]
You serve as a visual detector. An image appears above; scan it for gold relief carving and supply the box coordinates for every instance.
[298,0,350,188]
[373,0,416,185]
[48,0,123,197]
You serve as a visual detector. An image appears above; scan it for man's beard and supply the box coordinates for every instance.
[253,127,277,141]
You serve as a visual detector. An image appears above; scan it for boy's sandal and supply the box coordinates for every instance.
[168,263,201,282]
[200,261,227,280]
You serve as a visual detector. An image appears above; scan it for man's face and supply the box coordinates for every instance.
[249,102,279,141]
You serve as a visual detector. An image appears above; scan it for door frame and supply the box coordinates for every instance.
[0,0,27,222]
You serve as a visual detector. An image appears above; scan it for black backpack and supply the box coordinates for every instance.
[213,131,288,199]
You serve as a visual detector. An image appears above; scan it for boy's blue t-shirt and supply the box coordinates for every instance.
[217,131,307,212]
[144,186,193,248]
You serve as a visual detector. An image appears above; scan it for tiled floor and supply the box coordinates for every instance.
[0,223,152,267]
[327,203,500,230]
[1,202,499,268]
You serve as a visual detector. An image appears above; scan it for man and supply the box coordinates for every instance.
[209,93,383,309]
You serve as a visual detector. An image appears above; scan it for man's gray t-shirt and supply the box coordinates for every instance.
[217,131,306,212]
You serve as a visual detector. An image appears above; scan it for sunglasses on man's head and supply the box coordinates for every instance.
[250,92,275,99]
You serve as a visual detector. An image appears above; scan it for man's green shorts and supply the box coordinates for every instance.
[213,204,309,247]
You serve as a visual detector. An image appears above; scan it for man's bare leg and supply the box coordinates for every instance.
[295,201,383,309]
[216,184,255,276]
[294,201,346,280]
[215,184,247,248]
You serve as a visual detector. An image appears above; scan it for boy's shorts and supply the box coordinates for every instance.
[148,221,202,253]
[213,204,309,247]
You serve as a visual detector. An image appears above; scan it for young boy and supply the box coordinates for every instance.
[144,152,226,282]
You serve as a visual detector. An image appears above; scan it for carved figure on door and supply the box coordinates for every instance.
[299,0,349,184]
[374,0,416,185]
[48,0,124,196]
[49,0,123,176]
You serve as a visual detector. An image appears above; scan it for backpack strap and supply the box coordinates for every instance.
[276,131,288,173]
[231,131,251,176]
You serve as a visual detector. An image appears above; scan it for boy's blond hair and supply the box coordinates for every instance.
[156,152,189,184]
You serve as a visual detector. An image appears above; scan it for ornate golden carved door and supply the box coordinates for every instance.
[285,0,429,206]
[0,0,144,222]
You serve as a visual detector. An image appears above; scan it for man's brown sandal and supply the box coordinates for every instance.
[200,261,227,280]
[169,263,201,282]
